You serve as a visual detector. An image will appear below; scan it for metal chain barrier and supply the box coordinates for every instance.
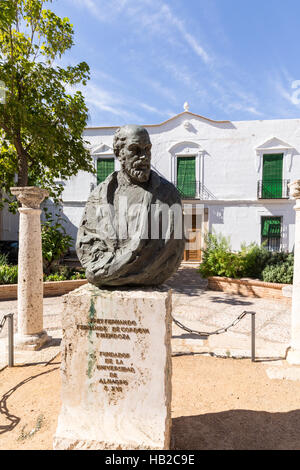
[172,310,256,361]
[0,313,14,367]
[0,314,8,334]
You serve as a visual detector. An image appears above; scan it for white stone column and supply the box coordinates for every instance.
[287,181,300,364]
[10,186,51,350]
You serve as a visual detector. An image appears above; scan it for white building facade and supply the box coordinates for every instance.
[2,109,300,261]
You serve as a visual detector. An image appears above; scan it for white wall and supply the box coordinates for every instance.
[2,112,299,251]
[208,201,295,252]
[61,113,300,203]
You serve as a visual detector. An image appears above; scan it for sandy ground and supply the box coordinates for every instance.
[1,354,300,450]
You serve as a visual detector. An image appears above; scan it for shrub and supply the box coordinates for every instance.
[44,267,86,282]
[261,257,294,284]
[41,212,73,274]
[199,232,294,283]
[0,252,9,266]
[199,233,245,279]
[69,271,86,280]
[0,265,18,284]
[239,243,272,279]
[44,272,68,282]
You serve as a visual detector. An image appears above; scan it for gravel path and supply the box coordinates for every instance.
[1,354,300,450]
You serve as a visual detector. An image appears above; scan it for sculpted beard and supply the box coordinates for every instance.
[123,156,151,183]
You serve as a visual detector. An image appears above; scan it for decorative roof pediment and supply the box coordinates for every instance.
[255,137,296,173]
[256,137,294,152]
[168,140,204,155]
[91,143,113,155]
[85,111,234,131]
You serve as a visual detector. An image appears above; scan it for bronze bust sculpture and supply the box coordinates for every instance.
[76,125,185,286]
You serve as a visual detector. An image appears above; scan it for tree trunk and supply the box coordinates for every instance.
[15,137,28,186]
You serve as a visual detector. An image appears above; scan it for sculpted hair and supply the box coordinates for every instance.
[113,127,127,158]
[113,125,150,158]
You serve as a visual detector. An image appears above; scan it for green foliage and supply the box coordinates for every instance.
[238,242,272,279]
[261,254,294,284]
[0,0,95,210]
[199,232,294,284]
[0,252,9,265]
[199,233,245,279]
[44,266,86,281]
[0,264,18,284]
[41,211,73,273]
[69,270,86,280]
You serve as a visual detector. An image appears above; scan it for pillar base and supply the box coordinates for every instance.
[15,330,52,351]
[286,347,300,365]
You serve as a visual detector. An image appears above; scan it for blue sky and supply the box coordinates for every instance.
[51,0,300,126]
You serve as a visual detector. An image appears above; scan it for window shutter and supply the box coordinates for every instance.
[97,158,115,184]
[177,157,196,197]
[262,154,283,198]
[261,217,281,238]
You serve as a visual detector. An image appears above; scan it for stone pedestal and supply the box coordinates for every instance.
[287,181,300,364]
[10,187,51,350]
[53,284,172,450]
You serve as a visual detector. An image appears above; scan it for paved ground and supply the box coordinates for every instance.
[165,267,291,359]
[0,265,292,368]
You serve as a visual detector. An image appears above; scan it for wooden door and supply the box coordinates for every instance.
[184,214,201,262]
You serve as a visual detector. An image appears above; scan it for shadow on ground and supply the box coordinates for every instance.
[172,409,300,450]
[209,296,254,306]
[165,268,207,297]
[0,366,59,435]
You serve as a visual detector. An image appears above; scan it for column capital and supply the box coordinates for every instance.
[10,186,49,209]
[289,180,300,200]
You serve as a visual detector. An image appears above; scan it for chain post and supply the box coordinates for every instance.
[7,313,14,367]
[0,313,14,367]
[173,310,257,361]
[251,312,256,363]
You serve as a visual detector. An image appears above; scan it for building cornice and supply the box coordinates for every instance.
[84,111,231,130]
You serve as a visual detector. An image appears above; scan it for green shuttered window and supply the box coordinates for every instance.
[261,216,282,251]
[262,154,283,198]
[177,157,196,198]
[97,158,115,184]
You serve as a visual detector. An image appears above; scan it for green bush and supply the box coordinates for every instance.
[69,271,86,280]
[44,272,68,282]
[44,267,86,282]
[239,243,272,279]
[199,233,245,279]
[0,265,18,284]
[0,252,9,266]
[261,255,294,284]
[42,212,73,274]
[199,232,294,284]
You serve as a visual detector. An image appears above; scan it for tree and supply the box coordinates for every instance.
[0,0,94,210]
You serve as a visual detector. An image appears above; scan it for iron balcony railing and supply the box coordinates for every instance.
[175,180,216,200]
[257,179,290,199]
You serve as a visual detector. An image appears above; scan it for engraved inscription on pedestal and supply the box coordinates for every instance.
[78,316,150,397]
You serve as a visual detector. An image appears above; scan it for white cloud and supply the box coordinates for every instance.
[66,81,142,122]
[160,4,211,64]
[71,0,212,64]
[68,0,263,122]
[139,102,174,118]
[270,71,300,108]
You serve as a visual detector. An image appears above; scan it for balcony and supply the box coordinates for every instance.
[175,180,216,200]
[257,180,290,199]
